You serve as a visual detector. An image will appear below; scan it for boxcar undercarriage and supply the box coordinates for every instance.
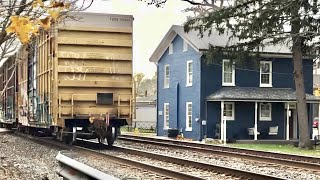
[12,116,127,146]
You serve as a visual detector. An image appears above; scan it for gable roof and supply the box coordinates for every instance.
[149,25,292,63]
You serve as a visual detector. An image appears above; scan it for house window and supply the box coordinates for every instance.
[222,59,235,86]
[186,60,193,86]
[164,103,169,129]
[186,102,192,131]
[164,64,169,88]
[260,61,272,87]
[183,40,188,52]
[223,102,234,120]
[169,43,173,54]
[260,103,271,121]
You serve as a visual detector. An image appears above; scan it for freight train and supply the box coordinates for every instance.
[0,12,135,146]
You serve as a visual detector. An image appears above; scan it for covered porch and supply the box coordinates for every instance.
[205,87,320,144]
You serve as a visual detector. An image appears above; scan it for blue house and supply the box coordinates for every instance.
[149,25,320,142]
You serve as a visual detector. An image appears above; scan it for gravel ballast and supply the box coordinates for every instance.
[115,140,320,180]
[71,151,174,180]
[0,133,62,180]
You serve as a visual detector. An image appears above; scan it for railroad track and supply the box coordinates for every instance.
[77,139,283,180]
[13,132,282,180]
[118,134,320,171]
[11,133,175,179]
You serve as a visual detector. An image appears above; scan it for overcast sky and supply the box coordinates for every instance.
[83,0,192,78]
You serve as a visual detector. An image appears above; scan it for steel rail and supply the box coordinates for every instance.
[118,135,320,171]
[112,144,284,180]
[12,132,204,180]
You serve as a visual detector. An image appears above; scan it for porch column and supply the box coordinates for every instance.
[220,101,224,141]
[286,103,290,140]
[224,114,227,145]
[254,102,258,140]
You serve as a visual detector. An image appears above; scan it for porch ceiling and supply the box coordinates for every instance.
[206,87,320,103]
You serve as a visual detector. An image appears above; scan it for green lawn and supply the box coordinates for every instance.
[228,143,320,157]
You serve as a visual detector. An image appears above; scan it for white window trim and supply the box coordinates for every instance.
[224,102,235,120]
[164,103,169,129]
[260,61,272,87]
[186,60,193,87]
[164,64,169,88]
[183,40,188,52]
[169,43,173,55]
[222,59,235,86]
[185,102,192,131]
[259,102,272,121]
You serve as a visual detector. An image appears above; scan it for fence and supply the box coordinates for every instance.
[121,121,156,133]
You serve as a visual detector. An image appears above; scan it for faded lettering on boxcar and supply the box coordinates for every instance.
[63,61,88,81]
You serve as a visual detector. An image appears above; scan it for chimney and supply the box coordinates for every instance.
[145,90,148,97]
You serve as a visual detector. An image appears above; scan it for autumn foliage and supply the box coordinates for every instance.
[6,0,71,44]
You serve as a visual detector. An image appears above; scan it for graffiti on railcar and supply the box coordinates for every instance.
[63,60,88,80]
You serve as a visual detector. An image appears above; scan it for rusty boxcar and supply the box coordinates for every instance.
[15,12,134,145]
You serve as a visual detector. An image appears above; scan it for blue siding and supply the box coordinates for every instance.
[156,33,314,141]
[206,102,286,140]
[201,57,314,140]
[201,58,313,92]
[157,35,202,140]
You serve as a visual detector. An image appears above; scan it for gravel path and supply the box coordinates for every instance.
[0,133,62,180]
[115,140,320,180]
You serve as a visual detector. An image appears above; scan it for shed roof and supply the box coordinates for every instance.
[206,87,320,103]
[149,25,292,62]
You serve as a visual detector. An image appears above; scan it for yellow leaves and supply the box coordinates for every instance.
[48,9,61,21]
[32,0,44,8]
[51,1,64,8]
[8,0,70,44]
[49,1,71,9]
[64,2,71,9]
[6,16,36,44]
[39,17,51,30]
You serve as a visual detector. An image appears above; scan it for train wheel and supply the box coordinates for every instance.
[62,128,73,145]
[56,129,63,141]
[25,127,30,135]
[106,126,115,146]
[63,135,72,145]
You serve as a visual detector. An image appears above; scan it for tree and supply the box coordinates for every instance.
[148,0,318,149]
[151,71,157,94]
[134,73,145,95]
[139,72,157,96]
[0,0,93,61]
[0,0,92,98]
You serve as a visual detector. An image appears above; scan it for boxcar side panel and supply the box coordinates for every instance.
[0,56,17,125]
[17,46,31,127]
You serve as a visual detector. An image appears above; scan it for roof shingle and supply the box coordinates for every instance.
[206,87,320,102]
